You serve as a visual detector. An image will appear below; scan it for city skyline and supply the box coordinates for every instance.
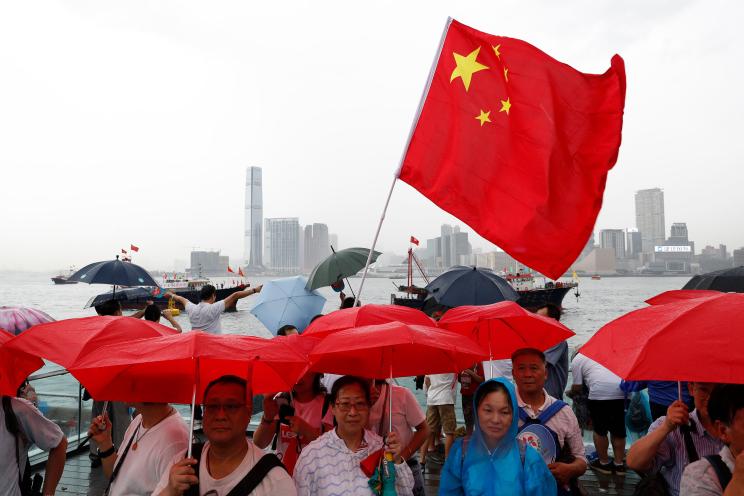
[2,2,743,271]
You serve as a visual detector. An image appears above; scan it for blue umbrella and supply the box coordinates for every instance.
[69,255,159,288]
[424,266,519,308]
[250,276,326,335]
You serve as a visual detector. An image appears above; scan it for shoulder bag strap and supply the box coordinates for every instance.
[704,454,732,490]
[226,453,285,496]
[105,422,138,492]
[681,424,700,463]
[538,400,568,424]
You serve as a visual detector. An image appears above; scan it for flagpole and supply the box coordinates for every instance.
[354,17,453,306]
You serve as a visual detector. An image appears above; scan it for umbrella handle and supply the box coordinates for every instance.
[187,384,196,459]
[389,364,393,434]
[98,401,109,430]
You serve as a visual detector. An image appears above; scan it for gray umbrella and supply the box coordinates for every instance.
[305,247,382,291]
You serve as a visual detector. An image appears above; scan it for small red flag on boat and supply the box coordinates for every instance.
[121,249,127,254]
[238,267,245,277]
[227,266,235,274]
[410,236,420,246]
[398,19,626,279]
[130,244,140,252]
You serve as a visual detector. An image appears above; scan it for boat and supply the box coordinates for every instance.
[591,274,601,280]
[90,274,248,312]
[51,266,78,285]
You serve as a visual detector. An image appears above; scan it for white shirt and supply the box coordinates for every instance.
[109,410,189,496]
[0,398,64,496]
[154,439,296,496]
[426,374,457,406]
[515,389,587,463]
[293,429,414,496]
[571,353,624,400]
[680,445,736,495]
[368,384,426,449]
[185,300,226,334]
[483,359,513,381]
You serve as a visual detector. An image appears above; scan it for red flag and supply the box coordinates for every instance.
[227,266,235,274]
[130,244,139,252]
[410,236,420,246]
[238,267,245,277]
[121,249,127,254]
[398,20,626,279]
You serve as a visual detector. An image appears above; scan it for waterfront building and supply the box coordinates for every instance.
[734,248,744,267]
[264,218,301,274]
[651,222,694,274]
[599,229,626,259]
[243,167,263,271]
[626,229,642,259]
[635,188,665,254]
[188,250,229,277]
[303,223,331,272]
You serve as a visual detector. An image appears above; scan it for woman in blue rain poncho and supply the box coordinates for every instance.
[439,378,557,495]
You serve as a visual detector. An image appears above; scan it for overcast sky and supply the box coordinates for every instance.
[1,0,742,271]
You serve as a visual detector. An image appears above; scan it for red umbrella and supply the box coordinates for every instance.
[302,304,434,338]
[241,334,319,395]
[4,316,179,368]
[308,322,486,431]
[436,301,575,361]
[580,292,744,383]
[644,289,721,305]
[0,328,44,396]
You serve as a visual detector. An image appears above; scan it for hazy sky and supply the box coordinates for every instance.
[1,0,742,271]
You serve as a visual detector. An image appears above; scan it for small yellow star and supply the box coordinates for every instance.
[500,97,512,116]
[475,110,491,127]
[492,44,501,59]
[450,47,489,92]
[503,67,509,82]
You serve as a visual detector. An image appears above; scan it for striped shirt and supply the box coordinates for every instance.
[648,410,724,496]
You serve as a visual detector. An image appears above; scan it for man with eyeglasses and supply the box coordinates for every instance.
[154,375,296,496]
[293,375,415,495]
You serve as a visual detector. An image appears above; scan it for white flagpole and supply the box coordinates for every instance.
[354,17,454,306]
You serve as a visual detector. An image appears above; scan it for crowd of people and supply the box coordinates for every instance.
[2,286,744,496]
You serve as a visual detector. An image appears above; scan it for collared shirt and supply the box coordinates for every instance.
[680,445,736,495]
[515,389,586,462]
[648,410,725,496]
[185,300,225,334]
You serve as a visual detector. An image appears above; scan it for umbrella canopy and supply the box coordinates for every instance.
[4,316,178,369]
[249,334,319,392]
[645,289,721,306]
[305,247,382,291]
[0,328,44,395]
[303,304,434,338]
[69,255,159,287]
[250,276,326,334]
[0,306,55,336]
[437,301,575,360]
[424,266,519,308]
[682,266,744,292]
[579,292,744,383]
[84,287,153,309]
[308,322,487,378]
[69,332,303,402]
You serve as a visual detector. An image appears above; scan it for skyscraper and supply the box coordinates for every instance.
[264,218,300,274]
[244,167,263,270]
[635,188,665,254]
[303,223,330,272]
[626,229,642,259]
[599,229,626,259]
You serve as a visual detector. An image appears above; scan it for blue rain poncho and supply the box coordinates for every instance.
[439,378,557,496]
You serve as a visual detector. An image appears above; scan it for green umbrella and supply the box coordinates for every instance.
[305,247,382,291]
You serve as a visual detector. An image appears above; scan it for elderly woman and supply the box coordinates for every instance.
[293,375,415,495]
[439,378,557,495]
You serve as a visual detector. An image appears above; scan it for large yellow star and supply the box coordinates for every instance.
[475,110,491,127]
[450,47,489,92]
[500,97,512,116]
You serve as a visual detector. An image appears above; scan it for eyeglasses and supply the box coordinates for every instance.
[204,491,218,496]
[335,400,369,412]
[203,402,246,415]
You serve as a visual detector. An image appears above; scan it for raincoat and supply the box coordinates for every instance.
[439,378,557,495]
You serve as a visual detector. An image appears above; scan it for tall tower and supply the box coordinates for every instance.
[634,188,665,254]
[244,167,263,270]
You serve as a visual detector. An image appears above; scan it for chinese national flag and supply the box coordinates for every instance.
[398,20,626,279]
[130,244,139,252]
[410,236,420,246]
[121,249,127,254]
[238,267,245,277]
[227,266,235,274]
